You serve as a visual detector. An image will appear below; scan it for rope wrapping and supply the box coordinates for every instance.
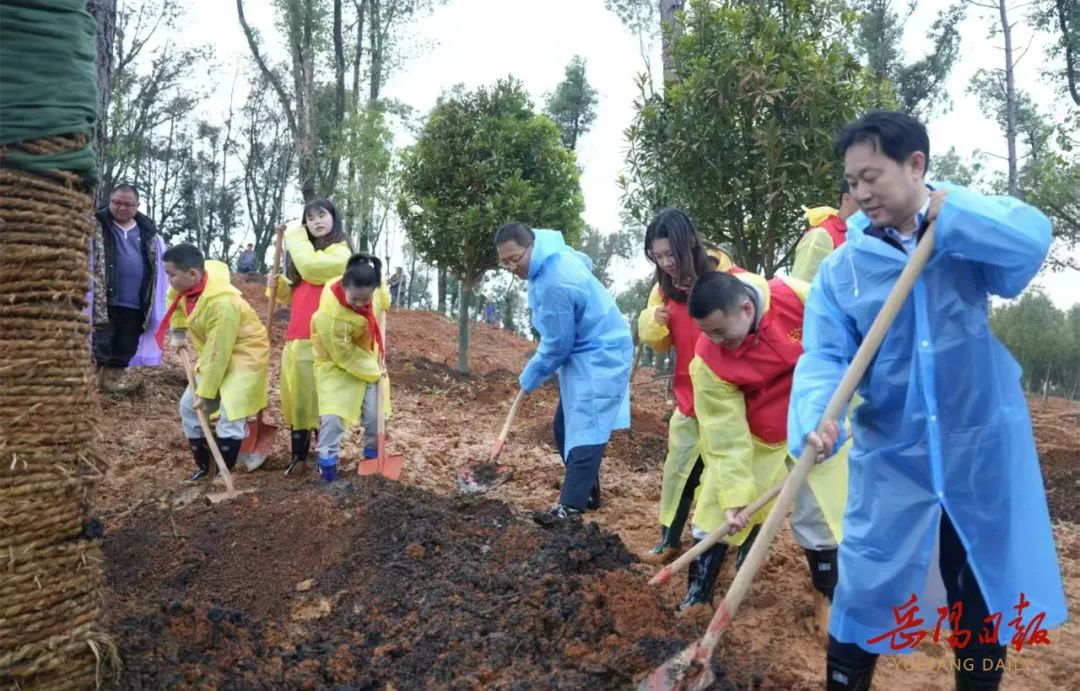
[1,2,114,679]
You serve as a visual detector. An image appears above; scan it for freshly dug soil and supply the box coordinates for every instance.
[103,478,756,689]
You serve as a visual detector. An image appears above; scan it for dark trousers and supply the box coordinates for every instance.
[827,510,1008,691]
[553,400,606,510]
[92,305,144,369]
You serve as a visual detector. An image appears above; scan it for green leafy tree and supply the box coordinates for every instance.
[991,288,1079,396]
[398,78,586,373]
[575,226,635,288]
[932,146,983,186]
[546,55,599,151]
[851,0,965,117]
[619,0,885,276]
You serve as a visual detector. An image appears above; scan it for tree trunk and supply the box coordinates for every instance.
[457,281,472,374]
[344,0,367,245]
[437,268,447,314]
[87,0,117,205]
[659,0,685,85]
[369,0,383,103]
[1055,0,1079,106]
[998,0,1019,198]
[406,250,417,308]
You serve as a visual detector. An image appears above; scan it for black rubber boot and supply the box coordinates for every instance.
[675,541,727,613]
[186,437,211,481]
[586,476,601,510]
[643,525,682,564]
[215,436,242,471]
[805,547,839,601]
[953,650,1006,691]
[284,428,312,476]
[735,524,761,572]
[826,636,877,691]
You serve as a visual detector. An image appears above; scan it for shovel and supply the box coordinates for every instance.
[359,310,404,480]
[638,221,938,691]
[455,389,524,494]
[180,351,252,505]
[239,224,286,472]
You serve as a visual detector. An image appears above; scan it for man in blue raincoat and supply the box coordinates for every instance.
[495,222,633,518]
[789,111,1067,691]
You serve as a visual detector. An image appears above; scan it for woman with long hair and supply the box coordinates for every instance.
[637,208,746,611]
[271,198,353,475]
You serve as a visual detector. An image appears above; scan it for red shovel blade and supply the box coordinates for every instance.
[238,413,278,471]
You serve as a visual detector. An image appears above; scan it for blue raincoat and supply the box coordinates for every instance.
[521,229,633,456]
[788,183,1067,655]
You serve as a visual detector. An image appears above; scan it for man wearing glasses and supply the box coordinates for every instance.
[495,222,633,518]
[91,183,167,394]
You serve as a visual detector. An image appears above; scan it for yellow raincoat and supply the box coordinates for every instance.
[270,225,352,429]
[168,260,269,419]
[689,273,848,546]
[637,247,735,527]
[791,206,847,283]
[310,278,392,426]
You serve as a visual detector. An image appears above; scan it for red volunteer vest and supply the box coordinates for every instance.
[817,214,847,248]
[663,295,702,418]
[695,279,805,444]
[285,280,323,341]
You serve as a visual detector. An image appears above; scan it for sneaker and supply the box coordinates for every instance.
[186,469,209,482]
[549,503,584,519]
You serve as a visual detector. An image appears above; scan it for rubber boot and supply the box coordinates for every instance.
[953,648,1006,691]
[734,524,761,571]
[283,429,311,476]
[215,436,242,471]
[586,476,601,510]
[826,638,876,691]
[643,461,700,564]
[186,437,211,481]
[675,541,727,615]
[318,454,338,483]
[642,525,683,565]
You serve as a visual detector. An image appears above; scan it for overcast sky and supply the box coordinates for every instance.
[185,0,1077,308]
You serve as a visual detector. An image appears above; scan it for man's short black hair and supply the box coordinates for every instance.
[688,271,751,320]
[840,179,850,205]
[163,243,205,272]
[835,111,930,172]
[494,222,535,248]
[110,183,140,200]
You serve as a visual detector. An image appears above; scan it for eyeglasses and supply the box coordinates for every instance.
[499,252,526,269]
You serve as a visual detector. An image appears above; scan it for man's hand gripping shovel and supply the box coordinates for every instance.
[638,220,938,691]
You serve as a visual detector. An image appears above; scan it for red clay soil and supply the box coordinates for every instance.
[96,275,1080,690]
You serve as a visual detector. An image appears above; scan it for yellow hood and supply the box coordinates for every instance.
[803,205,839,228]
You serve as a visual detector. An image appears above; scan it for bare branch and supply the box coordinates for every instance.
[236,0,298,138]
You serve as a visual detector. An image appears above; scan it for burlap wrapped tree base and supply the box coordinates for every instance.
[0,137,113,689]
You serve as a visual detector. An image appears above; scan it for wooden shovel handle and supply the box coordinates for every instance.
[491,390,526,462]
[265,224,287,335]
[694,221,938,660]
[180,350,236,495]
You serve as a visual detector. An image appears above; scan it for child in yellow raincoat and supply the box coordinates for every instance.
[636,209,736,565]
[270,198,353,475]
[158,243,269,481]
[309,253,391,481]
[681,270,848,633]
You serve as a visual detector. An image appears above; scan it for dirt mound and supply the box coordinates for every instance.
[103,478,734,689]
[1029,397,1080,524]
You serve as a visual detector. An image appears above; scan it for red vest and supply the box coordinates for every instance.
[695,279,805,444]
[663,295,702,418]
[817,214,847,248]
[285,280,323,341]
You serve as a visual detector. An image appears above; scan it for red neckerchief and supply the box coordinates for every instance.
[155,271,209,348]
[331,281,384,357]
